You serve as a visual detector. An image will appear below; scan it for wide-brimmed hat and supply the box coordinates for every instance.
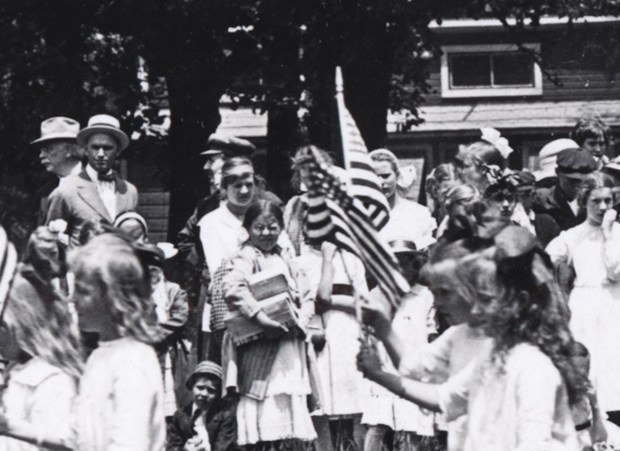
[31,116,80,146]
[77,114,129,152]
[201,133,255,158]
[534,139,579,181]
[185,360,223,390]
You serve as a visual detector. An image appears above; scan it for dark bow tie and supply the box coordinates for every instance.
[98,172,116,182]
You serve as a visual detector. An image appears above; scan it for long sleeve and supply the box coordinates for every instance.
[44,188,70,224]
[108,356,165,451]
[165,412,190,451]
[222,247,262,319]
[437,360,476,421]
[514,361,565,451]
[162,283,189,332]
[603,226,620,281]
[210,407,238,451]
[399,327,455,383]
[30,373,77,447]
[177,208,201,268]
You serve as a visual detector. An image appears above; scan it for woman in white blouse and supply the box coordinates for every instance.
[546,173,620,423]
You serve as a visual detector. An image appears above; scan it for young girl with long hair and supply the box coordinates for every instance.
[0,234,166,450]
[0,227,82,450]
[359,226,588,450]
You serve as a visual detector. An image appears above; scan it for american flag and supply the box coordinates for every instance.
[336,67,390,231]
[304,146,409,308]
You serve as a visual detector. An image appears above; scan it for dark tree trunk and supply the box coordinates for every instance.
[165,70,224,239]
[266,103,301,200]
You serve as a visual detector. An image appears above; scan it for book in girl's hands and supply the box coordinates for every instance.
[225,268,300,346]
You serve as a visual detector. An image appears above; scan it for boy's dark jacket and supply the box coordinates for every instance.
[166,399,238,451]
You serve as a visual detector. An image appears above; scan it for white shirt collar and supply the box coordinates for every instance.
[85,164,113,183]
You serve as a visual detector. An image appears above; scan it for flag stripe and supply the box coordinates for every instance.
[304,150,409,307]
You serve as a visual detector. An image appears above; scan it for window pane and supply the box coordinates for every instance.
[450,54,491,87]
[493,53,533,86]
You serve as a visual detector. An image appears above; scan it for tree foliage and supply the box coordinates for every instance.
[0,0,618,242]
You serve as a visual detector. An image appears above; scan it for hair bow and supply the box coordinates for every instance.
[480,127,514,159]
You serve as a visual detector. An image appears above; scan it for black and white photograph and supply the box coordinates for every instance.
[0,1,619,450]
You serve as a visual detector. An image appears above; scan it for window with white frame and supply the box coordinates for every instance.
[440,43,542,98]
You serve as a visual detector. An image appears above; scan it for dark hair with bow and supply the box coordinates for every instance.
[488,226,589,405]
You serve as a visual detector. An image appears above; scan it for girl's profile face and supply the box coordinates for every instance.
[73,273,108,334]
[586,187,613,226]
[470,289,501,330]
[249,213,282,253]
[429,272,472,326]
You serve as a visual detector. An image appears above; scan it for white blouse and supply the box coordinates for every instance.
[73,338,165,451]
[546,222,620,287]
[439,343,579,451]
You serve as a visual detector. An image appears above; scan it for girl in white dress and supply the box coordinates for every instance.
[1,234,167,451]
[359,226,588,451]
[362,239,436,451]
[297,241,367,450]
[546,173,620,423]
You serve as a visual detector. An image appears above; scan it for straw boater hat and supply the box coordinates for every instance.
[77,114,130,152]
[30,117,80,146]
[200,133,256,158]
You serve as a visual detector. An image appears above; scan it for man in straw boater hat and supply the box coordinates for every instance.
[46,114,138,248]
[30,116,84,224]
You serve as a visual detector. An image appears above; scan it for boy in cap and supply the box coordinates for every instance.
[45,114,138,248]
[532,147,598,238]
[166,361,237,451]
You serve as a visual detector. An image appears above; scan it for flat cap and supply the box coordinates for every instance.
[201,134,255,158]
[556,147,597,174]
[185,360,223,389]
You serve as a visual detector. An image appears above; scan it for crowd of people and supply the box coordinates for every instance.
[0,111,618,451]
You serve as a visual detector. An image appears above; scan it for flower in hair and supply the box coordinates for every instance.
[48,219,67,234]
[48,219,69,246]
[480,127,513,159]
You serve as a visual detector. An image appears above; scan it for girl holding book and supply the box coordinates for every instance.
[222,200,316,450]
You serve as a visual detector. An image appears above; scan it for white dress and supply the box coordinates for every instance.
[0,358,77,451]
[362,285,436,436]
[296,248,368,417]
[546,221,620,411]
[439,343,579,451]
[73,337,166,451]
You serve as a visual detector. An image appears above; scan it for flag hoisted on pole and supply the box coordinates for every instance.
[302,66,409,308]
[334,67,390,231]
[303,146,409,308]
